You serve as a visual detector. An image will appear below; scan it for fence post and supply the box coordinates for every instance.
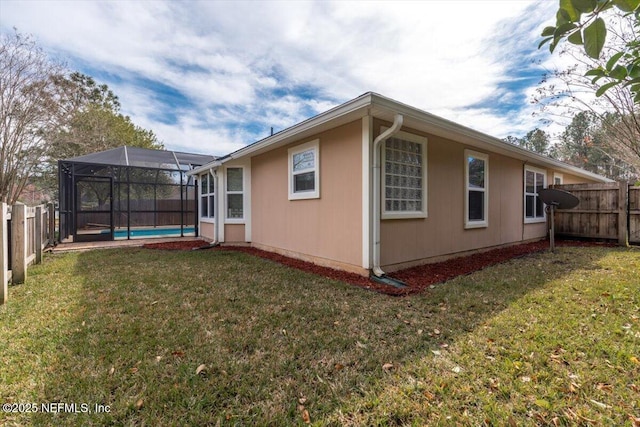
[48,202,55,245]
[35,205,43,264]
[11,203,27,284]
[618,180,628,246]
[1,202,8,304]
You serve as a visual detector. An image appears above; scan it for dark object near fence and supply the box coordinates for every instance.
[539,188,580,252]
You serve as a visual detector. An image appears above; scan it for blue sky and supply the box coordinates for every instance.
[1,0,562,156]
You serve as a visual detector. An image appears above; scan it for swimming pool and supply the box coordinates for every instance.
[111,227,195,239]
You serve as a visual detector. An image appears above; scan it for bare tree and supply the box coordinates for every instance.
[534,14,640,178]
[0,30,64,204]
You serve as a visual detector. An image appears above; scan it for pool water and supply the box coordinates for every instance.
[107,227,195,239]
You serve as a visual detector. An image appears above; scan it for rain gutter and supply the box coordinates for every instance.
[372,114,403,278]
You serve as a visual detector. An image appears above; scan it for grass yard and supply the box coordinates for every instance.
[0,245,638,426]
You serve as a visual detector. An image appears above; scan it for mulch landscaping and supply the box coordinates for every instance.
[143,238,613,296]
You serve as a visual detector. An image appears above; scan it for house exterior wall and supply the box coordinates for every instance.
[224,224,245,243]
[200,221,215,241]
[379,125,599,271]
[250,120,364,273]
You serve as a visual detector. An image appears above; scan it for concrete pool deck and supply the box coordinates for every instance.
[52,237,203,253]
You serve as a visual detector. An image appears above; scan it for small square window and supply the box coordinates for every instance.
[288,140,320,200]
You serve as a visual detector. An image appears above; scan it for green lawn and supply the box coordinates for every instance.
[0,245,638,426]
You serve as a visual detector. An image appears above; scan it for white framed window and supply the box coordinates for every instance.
[288,139,320,200]
[524,166,546,223]
[226,167,243,219]
[382,130,428,219]
[553,173,563,185]
[199,172,214,219]
[465,150,488,228]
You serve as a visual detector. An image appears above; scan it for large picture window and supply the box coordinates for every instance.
[524,166,546,223]
[200,172,214,219]
[465,150,488,228]
[382,130,427,219]
[226,167,243,219]
[288,139,320,200]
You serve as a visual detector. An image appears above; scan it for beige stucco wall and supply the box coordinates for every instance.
[251,120,363,271]
[225,224,245,243]
[379,125,598,270]
[200,221,215,241]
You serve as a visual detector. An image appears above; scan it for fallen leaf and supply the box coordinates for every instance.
[382,363,394,371]
[433,328,441,335]
[172,350,185,358]
[628,414,640,427]
[451,366,462,373]
[589,399,611,409]
[431,350,441,356]
[417,329,423,335]
[108,367,115,376]
[298,397,307,405]
[301,409,310,424]
[135,398,144,410]
[334,363,344,371]
[630,356,639,365]
[423,390,435,400]
[596,383,613,392]
[130,367,139,374]
[196,364,207,375]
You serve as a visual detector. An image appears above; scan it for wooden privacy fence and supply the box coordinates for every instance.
[552,181,640,245]
[1,202,55,304]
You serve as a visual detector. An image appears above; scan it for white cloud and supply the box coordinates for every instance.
[1,0,562,153]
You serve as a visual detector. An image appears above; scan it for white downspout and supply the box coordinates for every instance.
[372,114,404,277]
[210,167,219,245]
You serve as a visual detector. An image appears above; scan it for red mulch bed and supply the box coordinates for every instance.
[143,239,613,296]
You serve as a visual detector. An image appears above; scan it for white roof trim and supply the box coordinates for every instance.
[192,92,612,183]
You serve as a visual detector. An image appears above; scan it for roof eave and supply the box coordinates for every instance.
[368,93,613,183]
[200,91,611,184]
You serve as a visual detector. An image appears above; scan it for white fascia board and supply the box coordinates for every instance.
[223,93,375,161]
[194,91,611,184]
[188,160,222,176]
[368,93,613,184]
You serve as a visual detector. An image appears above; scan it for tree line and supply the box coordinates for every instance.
[529,0,640,182]
[504,110,637,181]
[0,30,162,205]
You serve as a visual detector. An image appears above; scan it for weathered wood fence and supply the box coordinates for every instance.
[1,202,55,304]
[553,181,640,245]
